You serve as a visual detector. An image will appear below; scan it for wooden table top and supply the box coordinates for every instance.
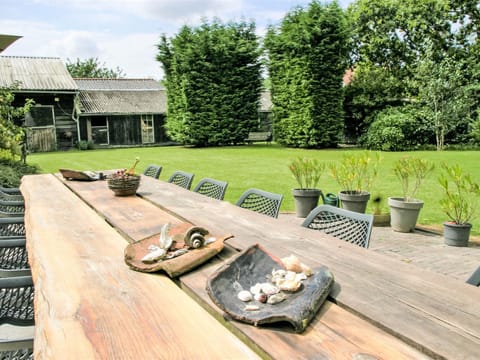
[21,173,480,359]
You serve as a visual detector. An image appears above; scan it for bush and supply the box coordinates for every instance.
[0,158,38,187]
[362,105,434,151]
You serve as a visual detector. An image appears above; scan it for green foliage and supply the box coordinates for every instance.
[77,140,95,150]
[343,65,406,142]
[157,19,262,146]
[413,44,476,150]
[265,1,350,148]
[288,157,325,189]
[329,151,380,192]
[363,105,434,151]
[66,58,125,78]
[438,163,480,224]
[392,156,434,202]
[0,158,38,187]
[0,86,34,159]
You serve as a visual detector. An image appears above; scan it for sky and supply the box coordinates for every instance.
[1,0,352,80]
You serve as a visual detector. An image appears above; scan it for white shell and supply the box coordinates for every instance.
[281,255,303,273]
[267,293,287,305]
[159,223,173,250]
[250,283,263,295]
[277,278,302,292]
[237,290,253,302]
[244,305,260,311]
[260,283,279,296]
[141,247,166,263]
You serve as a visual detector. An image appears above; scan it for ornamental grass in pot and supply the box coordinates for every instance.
[388,156,434,232]
[329,151,380,213]
[289,157,325,218]
[438,163,480,247]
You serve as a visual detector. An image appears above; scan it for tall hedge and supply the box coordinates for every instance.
[264,1,350,148]
[157,20,262,146]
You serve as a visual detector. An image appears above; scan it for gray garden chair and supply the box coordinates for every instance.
[0,187,21,196]
[167,171,195,190]
[236,188,283,218]
[0,276,34,359]
[302,204,373,249]
[143,164,162,179]
[193,178,228,200]
[0,190,23,202]
[0,218,26,238]
[0,238,30,277]
[466,266,480,286]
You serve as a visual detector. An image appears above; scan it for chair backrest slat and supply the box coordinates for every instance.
[143,164,162,179]
[0,276,35,326]
[193,178,228,200]
[167,171,195,190]
[302,205,373,248]
[236,188,283,218]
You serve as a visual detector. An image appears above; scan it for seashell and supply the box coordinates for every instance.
[159,223,173,250]
[244,305,260,311]
[277,278,302,292]
[281,255,303,273]
[238,290,253,302]
[301,263,313,277]
[254,293,268,303]
[204,237,216,245]
[250,283,263,295]
[285,271,297,281]
[260,283,279,296]
[267,293,287,305]
[184,226,209,249]
[141,247,166,263]
[165,248,189,259]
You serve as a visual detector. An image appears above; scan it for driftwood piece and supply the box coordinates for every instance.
[124,222,232,277]
[59,169,101,181]
[206,244,334,333]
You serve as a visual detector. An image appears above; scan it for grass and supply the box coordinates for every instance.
[26,144,480,235]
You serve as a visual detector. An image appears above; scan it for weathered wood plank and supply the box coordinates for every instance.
[59,175,183,242]
[137,176,480,359]
[21,174,260,360]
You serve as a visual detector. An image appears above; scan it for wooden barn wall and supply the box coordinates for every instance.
[108,115,141,145]
[154,114,168,143]
[12,92,77,152]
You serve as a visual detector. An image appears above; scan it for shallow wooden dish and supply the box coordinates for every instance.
[206,244,334,333]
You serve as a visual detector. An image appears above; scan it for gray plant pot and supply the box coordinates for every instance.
[292,188,321,218]
[443,222,471,247]
[338,191,370,214]
[388,197,423,233]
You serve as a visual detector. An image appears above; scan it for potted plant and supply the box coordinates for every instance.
[289,157,325,217]
[388,156,434,232]
[329,151,380,213]
[371,194,390,226]
[438,163,480,247]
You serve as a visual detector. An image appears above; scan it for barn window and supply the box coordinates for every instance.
[25,105,55,127]
[91,116,109,145]
[141,115,154,144]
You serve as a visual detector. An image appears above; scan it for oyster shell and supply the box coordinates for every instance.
[267,293,287,305]
[141,246,166,263]
[238,290,253,302]
[281,255,303,273]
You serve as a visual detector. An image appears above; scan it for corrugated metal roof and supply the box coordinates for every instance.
[75,78,164,91]
[0,56,78,91]
[78,89,166,115]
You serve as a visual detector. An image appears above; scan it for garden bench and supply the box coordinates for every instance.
[245,131,272,144]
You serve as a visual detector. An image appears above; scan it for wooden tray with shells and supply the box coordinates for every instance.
[124,222,233,278]
[206,244,334,333]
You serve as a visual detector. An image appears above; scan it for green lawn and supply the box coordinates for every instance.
[26,144,480,235]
